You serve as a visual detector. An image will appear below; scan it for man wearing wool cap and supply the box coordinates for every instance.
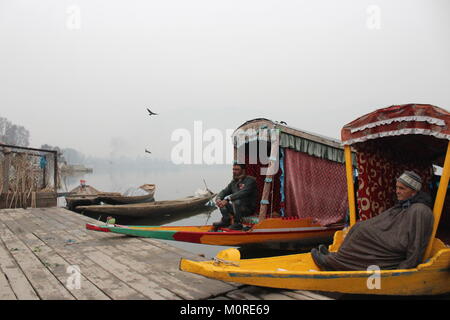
[311,170,434,271]
[398,170,423,193]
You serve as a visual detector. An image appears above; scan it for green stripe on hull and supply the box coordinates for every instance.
[109,227,177,241]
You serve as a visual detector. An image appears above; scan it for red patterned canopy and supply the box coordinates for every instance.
[342,103,450,146]
[340,104,450,230]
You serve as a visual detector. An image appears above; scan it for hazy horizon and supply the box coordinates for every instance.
[1,0,449,161]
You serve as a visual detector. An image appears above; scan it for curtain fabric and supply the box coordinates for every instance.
[284,149,348,226]
[355,142,433,221]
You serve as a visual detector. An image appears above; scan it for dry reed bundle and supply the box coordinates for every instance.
[4,153,51,208]
[7,153,35,208]
[0,157,3,195]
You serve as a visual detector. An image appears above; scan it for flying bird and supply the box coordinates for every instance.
[146,108,158,116]
[145,149,152,154]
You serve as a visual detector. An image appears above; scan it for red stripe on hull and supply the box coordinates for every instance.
[86,223,111,232]
[172,231,204,243]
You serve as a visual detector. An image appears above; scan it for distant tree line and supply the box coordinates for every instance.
[0,116,178,170]
[40,144,177,170]
[0,116,30,147]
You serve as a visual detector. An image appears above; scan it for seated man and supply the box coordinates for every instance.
[312,170,434,271]
[213,163,258,230]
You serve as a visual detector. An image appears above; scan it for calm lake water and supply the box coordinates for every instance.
[58,165,246,258]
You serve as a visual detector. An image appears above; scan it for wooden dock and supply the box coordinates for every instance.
[0,207,337,300]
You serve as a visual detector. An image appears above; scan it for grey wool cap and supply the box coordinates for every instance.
[397,171,422,191]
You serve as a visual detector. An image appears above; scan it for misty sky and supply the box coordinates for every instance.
[0,0,449,161]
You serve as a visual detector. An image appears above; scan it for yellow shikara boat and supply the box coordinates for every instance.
[180,232,450,295]
[181,104,450,295]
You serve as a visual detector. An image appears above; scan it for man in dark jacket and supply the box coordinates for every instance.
[213,163,258,230]
[311,170,434,271]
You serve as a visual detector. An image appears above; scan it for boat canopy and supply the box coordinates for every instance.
[233,118,346,163]
[341,103,450,244]
[342,103,450,147]
[230,118,349,226]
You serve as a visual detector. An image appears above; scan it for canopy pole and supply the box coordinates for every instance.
[344,145,357,227]
[258,131,280,221]
[424,141,450,261]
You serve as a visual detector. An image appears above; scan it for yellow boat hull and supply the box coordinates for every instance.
[180,231,450,295]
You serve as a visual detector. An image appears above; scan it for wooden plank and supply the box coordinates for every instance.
[0,267,17,300]
[0,237,39,300]
[82,249,181,299]
[41,207,239,298]
[7,208,340,301]
[282,287,339,300]
[226,286,295,300]
[58,251,148,300]
[105,241,233,299]
[251,287,295,300]
[0,211,110,300]
[37,209,178,299]
[41,208,181,257]
[102,248,199,299]
[19,209,198,299]
[40,210,213,299]
[0,219,75,300]
[17,208,112,246]
[35,207,119,241]
[104,240,239,298]
[226,288,262,300]
[40,208,124,241]
[3,209,146,300]
[21,233,110,300]
[10,208,149,300]
[292,290,335,300]
[258,292,295,300]
[279,290,315,300]
[224,286,335,301]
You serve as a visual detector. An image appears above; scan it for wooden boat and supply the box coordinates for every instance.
[87,119,352,246]
[66,183,156,210]
[180,234,450,295]
[126,206,217,227]
[65,185,121,211]
[86,217,343,246]
[79,191,215,218]
[97,184,156,205]
[180,104,450,295]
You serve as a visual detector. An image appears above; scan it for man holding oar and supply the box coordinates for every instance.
[213,163,258,231]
